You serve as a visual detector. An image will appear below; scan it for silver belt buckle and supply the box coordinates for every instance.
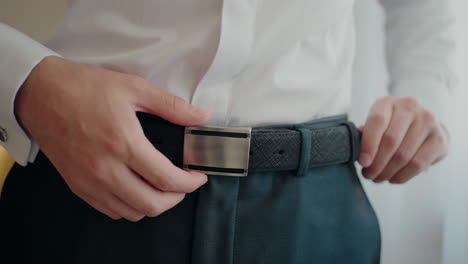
[183,126,252,176]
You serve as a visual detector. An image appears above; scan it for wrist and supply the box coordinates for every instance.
[14,55,61,133]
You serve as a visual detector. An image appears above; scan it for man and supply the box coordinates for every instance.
[0,0,454,263]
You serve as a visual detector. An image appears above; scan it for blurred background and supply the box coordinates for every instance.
[0,0,467,263]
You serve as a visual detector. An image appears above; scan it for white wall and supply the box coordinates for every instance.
[0,0,65,43]
[441,0,468,262]
[353,1,468,264]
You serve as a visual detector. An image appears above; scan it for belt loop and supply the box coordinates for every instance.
[341,122,361,164]
[295,127,312,177]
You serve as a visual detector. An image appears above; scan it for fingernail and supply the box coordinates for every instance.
[201,174,209,184]
[361,168,369,178]
[362,168,375,180]
[196,171,209,183]
[360,153,372,167]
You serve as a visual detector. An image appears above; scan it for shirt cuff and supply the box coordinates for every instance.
[0,23,59,166]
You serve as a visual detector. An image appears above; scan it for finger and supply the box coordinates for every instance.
[97,192,145,222]
[64,175,132,220]
[389,134,441,184]
[373,115,430,182]
[80,194,121,220]
[365,102,416,181]
[359,97,395,167]
[134,82,210,126]
[105,163,187,218]
[127,133,208,194]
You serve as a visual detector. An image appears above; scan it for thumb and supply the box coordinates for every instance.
[135,83,211,126]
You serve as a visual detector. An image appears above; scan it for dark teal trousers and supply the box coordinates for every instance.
[0,116,381,264]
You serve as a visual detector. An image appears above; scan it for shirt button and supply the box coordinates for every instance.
[0,127,7,142]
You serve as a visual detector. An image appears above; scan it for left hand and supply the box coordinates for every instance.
[358,96,450,184]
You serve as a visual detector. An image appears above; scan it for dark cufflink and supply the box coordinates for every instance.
[0,126,7,142]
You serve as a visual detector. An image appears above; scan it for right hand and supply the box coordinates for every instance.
[15,56,211,222]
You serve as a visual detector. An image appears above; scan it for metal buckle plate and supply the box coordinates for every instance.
[183,126,252,176]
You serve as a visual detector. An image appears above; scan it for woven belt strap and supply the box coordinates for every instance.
[137,113,361,172]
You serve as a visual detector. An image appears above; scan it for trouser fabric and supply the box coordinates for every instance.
[0,115,381,264]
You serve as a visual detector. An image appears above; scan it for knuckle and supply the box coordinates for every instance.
[368,113,387,126]
[399,97,420,110]
[421,110,436,125]
[101,132,129,157]
[359,143,374,156]
[91,165,109,183]
[394,149,410,163]
[85,161,121,187]
[144,204,162,218]
[375,172,388,182]
[85,157,107,181]
[410,158,426,172]
[155,176,175,192]
[165,94,187,113]
[93,173,109,185]
[170,96,180,112]
[370,165,384,176]
[166,94,177,111]
[382,132,398,148]
[104,172,122,188]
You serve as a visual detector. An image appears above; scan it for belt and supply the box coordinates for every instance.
[137,112,361,176]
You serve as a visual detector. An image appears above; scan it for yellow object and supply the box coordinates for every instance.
[0,146,15,196]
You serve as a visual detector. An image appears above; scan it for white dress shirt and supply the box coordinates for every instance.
[0,0,455,166]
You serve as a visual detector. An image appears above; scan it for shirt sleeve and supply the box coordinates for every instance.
[378,0,456,129]
[0,23,59,166]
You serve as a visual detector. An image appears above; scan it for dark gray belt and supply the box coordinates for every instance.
[137,113,361,176]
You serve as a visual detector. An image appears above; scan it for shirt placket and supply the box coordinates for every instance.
[191,0,258,126]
